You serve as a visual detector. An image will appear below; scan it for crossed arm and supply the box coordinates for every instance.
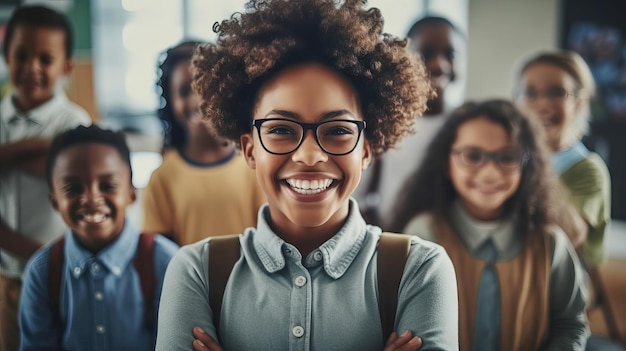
[0,138,51,177]
[190,326,423,351]
[0,220,41,260]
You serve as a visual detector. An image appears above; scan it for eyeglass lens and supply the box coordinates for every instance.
[453,148,526,171]
[521,87,570,102]
[256,119,363,155]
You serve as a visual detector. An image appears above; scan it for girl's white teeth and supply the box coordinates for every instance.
[286,179,333,194]
[83,213,106,223]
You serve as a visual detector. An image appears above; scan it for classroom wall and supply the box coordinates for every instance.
[466,0,560,100]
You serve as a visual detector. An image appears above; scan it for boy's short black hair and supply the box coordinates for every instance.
[46,125,133,188]
[3,5,74,59]
[406,16,464,40]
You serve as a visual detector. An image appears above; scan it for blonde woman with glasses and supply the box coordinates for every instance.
[514,51,611,268]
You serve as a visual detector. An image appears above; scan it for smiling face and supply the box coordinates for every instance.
[5,24,71,111]
[240,63,371,239]
[449,117,522,221]
[515,63,581,151]
[50,143,136,253]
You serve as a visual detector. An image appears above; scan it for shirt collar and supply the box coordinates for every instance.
[0,95,17,124]
[65,221,139,279]
[552,141,588,175]
[0,92,68,125]
[252,198,368,279]
[449,200,516,258]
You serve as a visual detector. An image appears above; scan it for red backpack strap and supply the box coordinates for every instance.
[377,232,412,341]
[208,234,241,338]
[133,232,156,330]
[49,237,66,326]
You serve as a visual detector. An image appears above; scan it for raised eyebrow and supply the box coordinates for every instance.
[58,176,80,185]
[57,173,119,183]
[99,173,121,181]
[497,146,521,152]
[264,110,299,119]
[320,110,356,120]
[263,109,356,121]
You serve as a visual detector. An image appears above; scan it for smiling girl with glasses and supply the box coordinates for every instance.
[391,99,589,351]
[155,0,459,350]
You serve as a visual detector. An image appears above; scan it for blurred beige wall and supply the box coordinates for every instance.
[466,0,559,100]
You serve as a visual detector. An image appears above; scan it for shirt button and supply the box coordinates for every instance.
[94,292,104,301]
[313,251,323,261]
[73,267,81,277]
[111,266,121,275]
[96,325,105,334]
[92,263,100,272]
[292,326,305,338]
[294,276,307,287]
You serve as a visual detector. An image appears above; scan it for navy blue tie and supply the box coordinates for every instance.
[473,238,500,351]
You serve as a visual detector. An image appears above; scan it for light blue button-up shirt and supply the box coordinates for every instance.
[552,141,589,176]
[156,199,459,351]
[19,221,179,351]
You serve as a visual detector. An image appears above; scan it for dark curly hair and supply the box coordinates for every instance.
[156,40,203,150]
[192,0,432,157]
[46,125,132,188]
[390,99,562,237]
[3,5,74,60]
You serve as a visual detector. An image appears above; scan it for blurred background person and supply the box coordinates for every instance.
[355,16,467,229]
[514,49,620,351]
[142,41,265,245]
[0,6,91,350]
[514,50,610,267]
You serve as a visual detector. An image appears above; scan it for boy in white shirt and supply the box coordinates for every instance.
[0,5,91,350]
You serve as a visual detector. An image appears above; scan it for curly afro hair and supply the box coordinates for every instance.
[192,0,432,157]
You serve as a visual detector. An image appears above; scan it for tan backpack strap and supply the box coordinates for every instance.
[208,234,241,338]
[378,232,412,340]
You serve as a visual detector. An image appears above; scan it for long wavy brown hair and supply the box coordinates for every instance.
[390,100,564,238]
[191,0,433,157]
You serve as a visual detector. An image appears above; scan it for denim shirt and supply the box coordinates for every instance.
[156,198,459,351]
[19,221,179,351]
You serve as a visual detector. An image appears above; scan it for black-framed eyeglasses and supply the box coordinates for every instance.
[451,147,529,173]
[516,87,578,103]
[252,118,366,155]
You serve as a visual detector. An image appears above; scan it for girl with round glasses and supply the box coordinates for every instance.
[514,50,611,268]
[155,0,458,350]
[391,100,589,351]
